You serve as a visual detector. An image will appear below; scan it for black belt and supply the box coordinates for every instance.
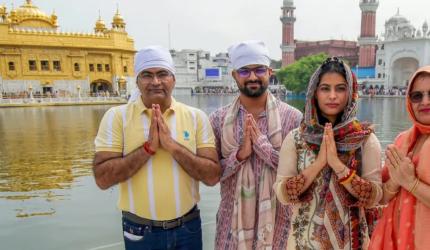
[122,206,200,230]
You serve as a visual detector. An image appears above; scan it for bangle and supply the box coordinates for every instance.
[384,182,399,195]
[338,168,351,182]
[340,170,356,185]
[143,141,156,155]
[409,178,420,193]
[411,180,420,194]
[335,166,347,176]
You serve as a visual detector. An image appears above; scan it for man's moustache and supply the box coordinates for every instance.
[245,80,262,85]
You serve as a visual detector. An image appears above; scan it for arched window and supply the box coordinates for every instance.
[53,61,61,71]
[8,62,15,71]
[74,63,80,71]
[29,60,37,71]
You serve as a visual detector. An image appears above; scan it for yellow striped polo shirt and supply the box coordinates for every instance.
[94,97,215,220]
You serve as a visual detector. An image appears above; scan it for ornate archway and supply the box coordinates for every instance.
[390,57,419,87]
[90,79,112,95]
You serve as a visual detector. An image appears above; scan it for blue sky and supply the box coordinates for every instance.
[2,0,429,59]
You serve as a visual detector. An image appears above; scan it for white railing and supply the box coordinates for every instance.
[0,96,127,105]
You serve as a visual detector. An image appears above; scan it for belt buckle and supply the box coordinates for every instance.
[162,218,182,229]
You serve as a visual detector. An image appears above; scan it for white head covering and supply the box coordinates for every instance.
[130,45,175,103]
[134,45,175,76]
[228,40,271,70]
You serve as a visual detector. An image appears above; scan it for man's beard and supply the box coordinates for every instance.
[238,80,268,97]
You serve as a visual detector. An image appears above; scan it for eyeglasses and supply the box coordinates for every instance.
[138,71,172,83]
[409,90,430,103]
[236,66,268,78]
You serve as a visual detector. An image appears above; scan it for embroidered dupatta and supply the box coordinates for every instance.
[300,61,376,249]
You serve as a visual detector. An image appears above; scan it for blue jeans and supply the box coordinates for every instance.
[122,214,202,250]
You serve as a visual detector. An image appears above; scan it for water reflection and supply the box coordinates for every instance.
[0,106,107,217]
[357,97,411,145]
[0,95,412,218]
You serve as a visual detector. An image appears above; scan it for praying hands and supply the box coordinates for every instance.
[236,114,262,161]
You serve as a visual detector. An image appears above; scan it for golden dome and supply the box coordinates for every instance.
[50,11,57,26]
[15,1,49,19]
[10,0,57,28]
[96,18,105,27]
[94,14,106,33]
[112,10,125,25]
[111,6,126,30]
[0,5,6,15]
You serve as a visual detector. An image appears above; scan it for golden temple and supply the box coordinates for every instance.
[0,0,135,97]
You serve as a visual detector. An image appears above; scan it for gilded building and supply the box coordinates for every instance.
[0,0,135,96]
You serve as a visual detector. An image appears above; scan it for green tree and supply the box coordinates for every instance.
[276,53,327,93]
[270,59,282,69]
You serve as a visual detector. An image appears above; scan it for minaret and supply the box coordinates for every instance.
[280,0,296,67]
[358,0,379,67]
[423,21,428,37]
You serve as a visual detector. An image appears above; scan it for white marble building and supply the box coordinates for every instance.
[170,49,234,90]
[375,10,430,88]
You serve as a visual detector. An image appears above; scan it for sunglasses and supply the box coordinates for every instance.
[236,66,268,78]
[409,90,430,103]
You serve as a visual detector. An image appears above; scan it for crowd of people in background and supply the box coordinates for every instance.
[193,86,237,95]
[1,90,120,99]
[360,84,407,96]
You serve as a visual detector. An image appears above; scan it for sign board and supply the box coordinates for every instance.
[204,68,222,80]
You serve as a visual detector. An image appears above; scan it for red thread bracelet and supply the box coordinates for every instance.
[338,168,352,183]
[339,169,356,184]
[143,141,156,155]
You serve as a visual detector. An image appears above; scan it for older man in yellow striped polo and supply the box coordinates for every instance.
[93,45,221,250]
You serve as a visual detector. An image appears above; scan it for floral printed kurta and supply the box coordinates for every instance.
[274,128,383,250]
